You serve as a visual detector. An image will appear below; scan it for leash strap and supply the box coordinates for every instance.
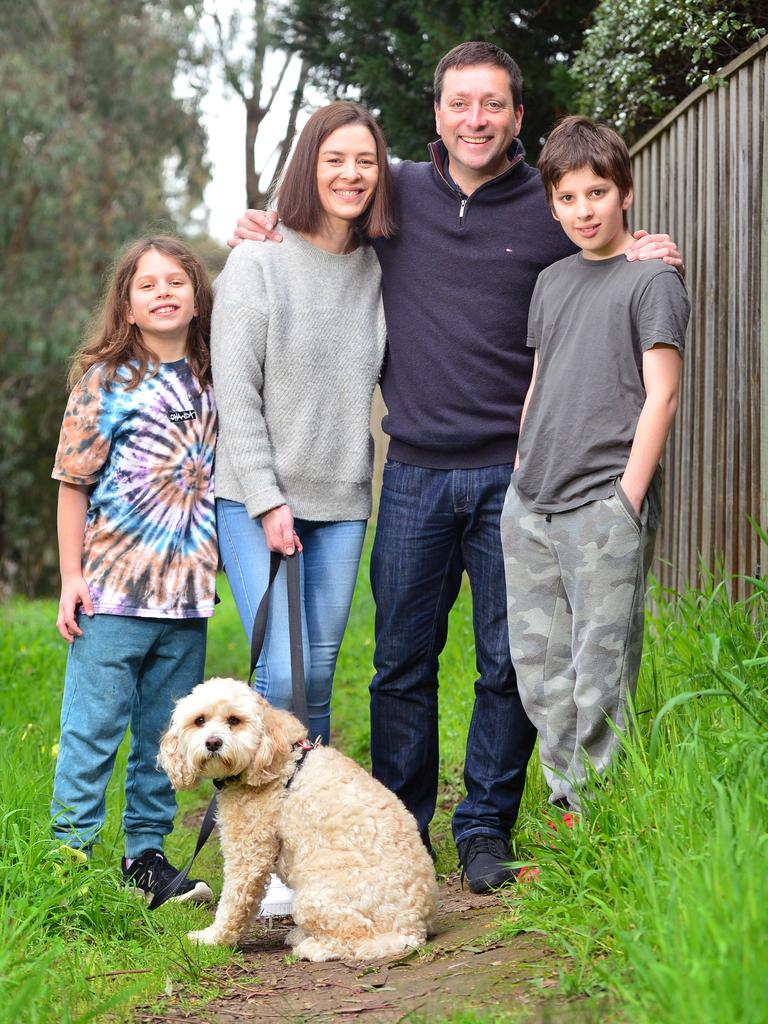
[248,551,282,683]
[148,792,219,910]
[248,550,309,731]
[150,550,308,910]
[285,552,309,731]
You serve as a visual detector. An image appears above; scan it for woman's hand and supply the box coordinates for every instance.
[261,505,303,555]
[56,574,94,642]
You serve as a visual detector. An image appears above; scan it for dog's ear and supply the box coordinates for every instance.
[158,725,197,791]
[271,706,309,747]
[243,698,304,786]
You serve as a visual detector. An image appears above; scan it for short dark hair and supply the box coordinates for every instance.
[538,115,633,205]
[434,42,523,108]
[275,101,395,240]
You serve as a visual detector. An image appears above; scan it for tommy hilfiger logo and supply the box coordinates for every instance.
[169,409,197,422]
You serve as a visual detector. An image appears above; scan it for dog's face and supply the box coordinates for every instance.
[158,678,302,790]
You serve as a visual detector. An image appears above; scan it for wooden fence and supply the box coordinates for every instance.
[630,36,768,592]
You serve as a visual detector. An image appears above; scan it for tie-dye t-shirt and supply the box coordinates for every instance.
[52,358,218,618]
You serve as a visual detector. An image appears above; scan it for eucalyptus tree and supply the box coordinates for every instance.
[208,1,311,209]
[0,0,209,594]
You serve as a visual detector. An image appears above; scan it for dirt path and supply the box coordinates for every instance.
[136,876,598,1024]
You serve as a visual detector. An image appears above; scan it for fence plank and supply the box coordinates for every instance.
[629,43,766,594]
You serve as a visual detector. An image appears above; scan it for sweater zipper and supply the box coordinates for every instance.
[432,160,468,226]
[429,145,525,228]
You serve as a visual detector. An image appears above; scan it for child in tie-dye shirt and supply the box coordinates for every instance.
[51,236,217,905]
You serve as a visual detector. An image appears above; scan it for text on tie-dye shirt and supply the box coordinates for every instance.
[53,359,218,618]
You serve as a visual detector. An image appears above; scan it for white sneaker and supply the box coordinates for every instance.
[259,873,294,917]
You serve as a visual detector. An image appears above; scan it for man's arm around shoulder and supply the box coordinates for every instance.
[229,210,283,247]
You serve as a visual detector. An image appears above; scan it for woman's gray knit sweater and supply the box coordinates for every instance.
[211,229,386,521]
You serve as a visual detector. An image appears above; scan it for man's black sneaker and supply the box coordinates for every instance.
[121,849,212,904]
[457,834,516,893]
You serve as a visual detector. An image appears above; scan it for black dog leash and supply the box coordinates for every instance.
[149,550,309,910]
[250,551,309,727]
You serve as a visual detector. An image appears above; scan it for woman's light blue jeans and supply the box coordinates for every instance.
[51,613,207,856]
[216,499,367,743]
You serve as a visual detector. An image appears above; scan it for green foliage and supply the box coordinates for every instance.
[571,0,768,141]
[0,1,210,596]
[507,568,768,1023]
[0,587,248,1022]
[0,545,535,1018]
[2,542,767,1019]
[283,0,598,160]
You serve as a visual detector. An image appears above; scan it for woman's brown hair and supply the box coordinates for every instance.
[68,236,213,391]
[275,101,396,239]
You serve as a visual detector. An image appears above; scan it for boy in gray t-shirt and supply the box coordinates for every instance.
[501,116,690,815]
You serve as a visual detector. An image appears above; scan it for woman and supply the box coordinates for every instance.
[211,102,394,914]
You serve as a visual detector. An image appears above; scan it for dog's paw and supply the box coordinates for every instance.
[187,926,222,946]
[284,925,307,948]
[292,935,342,962]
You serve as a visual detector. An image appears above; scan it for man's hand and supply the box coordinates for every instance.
[261,505,302,556]
[228,210,283,249]
[56,574,94,642]
[625,230,683,271]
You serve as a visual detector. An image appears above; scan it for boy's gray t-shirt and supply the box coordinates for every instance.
[514,252,690,526]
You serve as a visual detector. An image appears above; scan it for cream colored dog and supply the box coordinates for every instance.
[159,677,439,961]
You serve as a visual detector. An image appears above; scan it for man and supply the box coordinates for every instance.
[232,41,681,892]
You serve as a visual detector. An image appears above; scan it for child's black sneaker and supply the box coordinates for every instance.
[121,849,212,904]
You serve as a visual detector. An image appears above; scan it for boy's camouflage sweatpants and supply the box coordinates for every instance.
[500,480,656,810]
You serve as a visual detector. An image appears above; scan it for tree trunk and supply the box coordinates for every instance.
[268,57,311,196]
[245,98,266,209]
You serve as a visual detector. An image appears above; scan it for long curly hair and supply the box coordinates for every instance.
[68,236,213,391]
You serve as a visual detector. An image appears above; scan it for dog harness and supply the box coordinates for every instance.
[285,737,322,789]
[210,737,321,792]
[212,774,239,791]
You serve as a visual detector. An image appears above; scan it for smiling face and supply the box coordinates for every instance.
[434,64,523,194]
[550,166,634,260]
[316,123,380,231]
[126,249,197,359]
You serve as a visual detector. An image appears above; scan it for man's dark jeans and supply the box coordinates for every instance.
[369,461,537,848]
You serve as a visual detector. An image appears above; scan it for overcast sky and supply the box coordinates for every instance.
[199,45,324,244]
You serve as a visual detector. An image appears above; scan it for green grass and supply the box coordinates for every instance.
[2,530,766,1022]
[503,569,768,1023]
[0,599,237,1023]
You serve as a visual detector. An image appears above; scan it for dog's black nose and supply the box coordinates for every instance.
[205,735,223,753]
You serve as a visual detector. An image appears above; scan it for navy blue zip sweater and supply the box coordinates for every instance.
[372,138,576,468]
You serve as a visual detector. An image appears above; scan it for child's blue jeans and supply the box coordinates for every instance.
[51,613,207,856]
[216,498,367,744]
